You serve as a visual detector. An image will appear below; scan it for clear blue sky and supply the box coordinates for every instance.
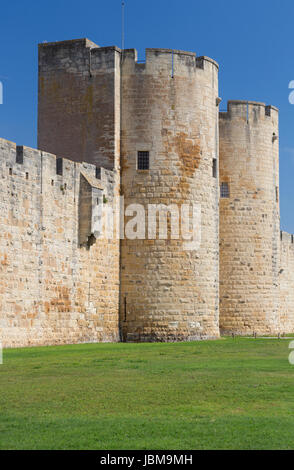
[1,0,294,231]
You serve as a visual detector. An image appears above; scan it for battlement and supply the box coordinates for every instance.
[0,137,114,195]
[39,39,219,78]
[220,100,279,120]
[38,38,122,74]
[121,47,218,76]
[280,231,294,245]
[40,40,219,69]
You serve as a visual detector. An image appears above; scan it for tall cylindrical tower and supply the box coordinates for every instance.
[219,101,280,335]
[120,48,220,341]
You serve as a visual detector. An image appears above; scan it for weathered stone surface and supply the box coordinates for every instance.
[219,102,280,335]
[38,39,121,172]
[0,139,119,347]
[120,49,220,341]
[0,39,293,348]
[279,232,294,332]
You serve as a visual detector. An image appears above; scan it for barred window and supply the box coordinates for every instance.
[137,151,149,170]
[220,182,230,198]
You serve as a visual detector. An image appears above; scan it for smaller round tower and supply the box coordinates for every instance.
[219,101,280,335]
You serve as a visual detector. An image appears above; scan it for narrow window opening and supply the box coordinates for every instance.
[137,151,149,170]
[276,186,279,203]
[220,182,230,198]
[213,158,217,178]
[25,172,29,180]
[124,297,127,322]
[56,158,63,176]
[51,180,54,186]
[9,168,12,176]
[16,146,24,164]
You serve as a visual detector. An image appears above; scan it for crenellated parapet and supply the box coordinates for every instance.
[220,100,278,121]
[121,47,218,76]
[280,231,294,244]
[0,137,116,247]
[0,137,114,195]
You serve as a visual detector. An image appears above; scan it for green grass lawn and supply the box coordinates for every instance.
[0,337,294,450]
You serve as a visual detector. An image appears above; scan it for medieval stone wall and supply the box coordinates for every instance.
[1,38,294,347]
[0,138,120,347]
[279,231,294,333]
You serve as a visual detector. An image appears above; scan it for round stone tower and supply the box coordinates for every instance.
[219,101,280,335]
[120,48,220,341]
